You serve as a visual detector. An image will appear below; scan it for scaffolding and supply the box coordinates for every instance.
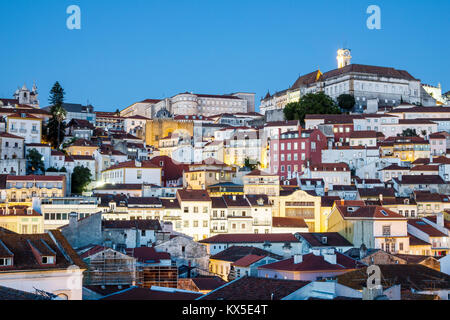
[83,249,141,286]
[138,265,179,289]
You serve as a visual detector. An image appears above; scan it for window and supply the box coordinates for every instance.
[42,256,54,264]
[0,258,12,266]
[137,170,142,179]
[382,225,391,236]
[184,207,189,213]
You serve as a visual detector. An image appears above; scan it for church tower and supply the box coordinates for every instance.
[13,82,39,108]
[337,49,352,69]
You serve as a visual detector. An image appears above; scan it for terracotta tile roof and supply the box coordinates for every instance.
[245,195,271,206]
[259,252,363,272]
[393,254,435,264]
[0,285,51,300]
[337,265,450,291]
[211,197,227,209]
[177,189,211,202]
[222,195,250,207]
[297,233,353,247]
[264,120,300,127]
[321,196,341,207]
[408,219,448,237]
[380,164,409,171]
[0,132,24,139]
[232,254,267,267]
[127,197,162,206]
[310,162,349,171]
[398,175,446,185]
[291,70,324,89]
[94,183,142,191]
[245,169,276,176]
[410,165,439,172]
[71,155,95,161]
[349,130,378,139]
[7,112,41,119]
[191,277,227,291]
[6,175,64,182]
[210,246,282,262]
[0,230,86,271]
[125,247,171,263]
[103,160,160,171]
[101,286,203,300]
[199,233,300,244]
[414,191,447,202]
[0,206,41,217]
[272,217,308,229]
[423,216,450,230]
[358,187,395,198]
[67,118,94,130]
[199,276,310,300]
[69,138,97,147]
[160,198,180,209]
[79,245,109,259]
[336,205,405,219]
[125,115,150,120]
[50,150,65,156]
[398,119,436,124]
[322,64,418,81]
[102,219,162,231]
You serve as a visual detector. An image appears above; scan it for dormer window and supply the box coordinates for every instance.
[0,257,13,266]
[42,256,55,264]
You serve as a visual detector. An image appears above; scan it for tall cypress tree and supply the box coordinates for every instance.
[46,82,67,149]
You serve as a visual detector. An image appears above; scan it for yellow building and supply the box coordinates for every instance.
[66,139,98,156]
[380,137,431,163]
[243,169,280,197]
[408,234,433,256]
[6,175,66,203]
[0,206,44,234]
[145,119,194,148]
[273,189,322,232]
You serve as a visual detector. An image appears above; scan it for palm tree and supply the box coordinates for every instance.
[53,105,67,149]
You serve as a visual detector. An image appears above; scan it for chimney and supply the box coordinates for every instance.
[436,212,444,227]
[360,244,368,260]
[135,160,142,167]
[294,254,303,264]
[324,253,337,265]
[379,194,383,202]
[69,212,78,227]
[340,199,345,206]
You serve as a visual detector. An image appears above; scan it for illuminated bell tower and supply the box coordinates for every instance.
[337,49,352,69]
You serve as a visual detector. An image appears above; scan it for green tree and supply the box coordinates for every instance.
[337,94,356,112]
[243,157,260,171]
[45,82,67,149]
[71,166,92,194]
[283,92,341,126]
[401,128,418,137]
[26,149,45,174]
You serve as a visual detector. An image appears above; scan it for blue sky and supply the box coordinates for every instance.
[0,0,449,112]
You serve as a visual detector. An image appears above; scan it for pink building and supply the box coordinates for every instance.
[429,133,447,156]
[270,128,327,180]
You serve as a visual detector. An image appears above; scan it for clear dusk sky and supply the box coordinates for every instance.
[1,0,449,112]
